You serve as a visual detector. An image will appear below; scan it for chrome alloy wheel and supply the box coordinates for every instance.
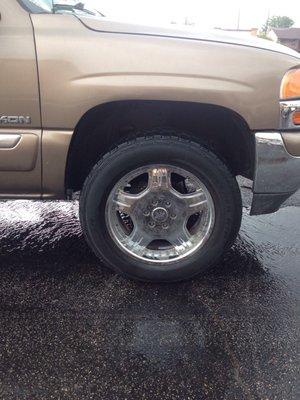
[105,165,215,263]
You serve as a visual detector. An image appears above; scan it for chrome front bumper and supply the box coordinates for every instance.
[251,131,300,215]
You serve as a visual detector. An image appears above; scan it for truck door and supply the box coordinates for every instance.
[0,0,41,197]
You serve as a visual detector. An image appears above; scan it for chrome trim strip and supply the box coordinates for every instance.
[253,131,300,194]
[280,99,300,129]
[0,134,21,149]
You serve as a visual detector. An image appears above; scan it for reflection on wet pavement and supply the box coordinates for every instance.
[0,190,299,400]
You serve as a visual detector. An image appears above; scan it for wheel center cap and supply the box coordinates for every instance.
[151,207,168,223]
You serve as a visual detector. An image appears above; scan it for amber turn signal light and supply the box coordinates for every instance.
[292,111,300,125]
[280,68,300,100]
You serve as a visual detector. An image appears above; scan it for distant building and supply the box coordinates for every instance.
[268,28,300,52]
[215,28,258,38]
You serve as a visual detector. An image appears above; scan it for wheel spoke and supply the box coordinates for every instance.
[169,225,193,255]
[180,190,208,215]
[148,167,171,191]
[113,190,140,214]
[124,227,152,257]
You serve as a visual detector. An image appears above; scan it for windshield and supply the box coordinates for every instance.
[19,0,104,16]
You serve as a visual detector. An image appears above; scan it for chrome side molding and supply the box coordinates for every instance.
[0,133,21,149]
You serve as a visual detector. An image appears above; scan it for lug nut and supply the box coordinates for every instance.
[170,214,177,219]
[152,199,158,206]
[165,201,171,207]
[162,223,169,229]
[148,221,155,228]
[143,209,150,217]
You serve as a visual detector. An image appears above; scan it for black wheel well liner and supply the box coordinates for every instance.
[65,100,255,192]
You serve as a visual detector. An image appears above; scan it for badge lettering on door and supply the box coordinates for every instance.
[0,116,31,124]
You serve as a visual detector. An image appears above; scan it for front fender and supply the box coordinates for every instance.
[31,14,300,131]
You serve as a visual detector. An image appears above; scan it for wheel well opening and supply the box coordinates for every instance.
[66,100,254,192]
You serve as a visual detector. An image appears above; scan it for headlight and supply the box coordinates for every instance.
[280,67,300,100]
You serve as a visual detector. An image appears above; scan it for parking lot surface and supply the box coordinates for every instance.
[0,183,299,400]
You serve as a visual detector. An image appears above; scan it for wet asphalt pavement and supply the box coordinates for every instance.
[0,181,299,400]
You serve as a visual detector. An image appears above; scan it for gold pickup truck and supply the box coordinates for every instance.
[1,0,300,281]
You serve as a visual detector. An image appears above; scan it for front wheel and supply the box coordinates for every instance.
[80,135,242,282]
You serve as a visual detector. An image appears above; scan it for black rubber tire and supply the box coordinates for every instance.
[79,135,242,282]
